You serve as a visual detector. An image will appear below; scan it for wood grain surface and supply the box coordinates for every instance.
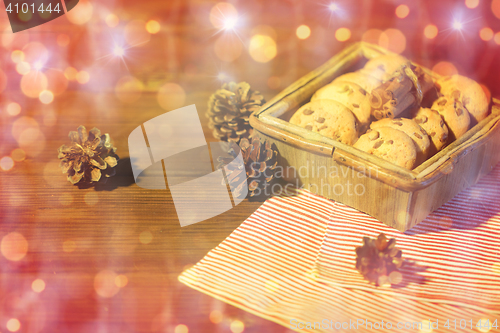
[1,0,500,332]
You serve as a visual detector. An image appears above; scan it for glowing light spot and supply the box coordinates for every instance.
[174,324,189,333]
[388,271,403,285]
[11,149,26,162]
[267,76,281,90]
[84,192,99,206]
[6,318,21,332]
[495,32,500,44]
[335,27,351,42]
[124,20,151,47]
[438,215,454,229]
[217,73,229,82]
[33,61,43,71]
[57,34,70,47]
[64,67,78,81]
[0,156,14,171]
[115,76,144,103]
[379,29,406,54]
[329,3,339,11]
[46,69,68,95]
[12,117,45,157]
[157,82,186,111]
[492,262,500,274]
[209,3,238,30]
[66,0,93,25]
[209,310,223,324]
[6,103,21,116]
[395,4,410,18]
[478,319,493,332]
[94,269,120,298]
[214,34,242,62]
[39,90,54,104]
[113,45,125,57]
[105,13,119,28]
[223,17,237,30]
[63,240,76,252]
[32,279,46,293]
[362,29,383,44]
[21,71,48,98]
[11,50,24,63]
[296,25,311,40]
[493,0,500,19]
[22,42,48,65]
[76,71,90,84]
[480,27,494,41]
[465,0,479,8]
[251,25,277,41]
[139,230,153,244]
[249,34,277,63]
[264,279,280,292]
[59,193,73,206]
[432,61,458,76]
[16,62,31,75]
[424,24,438,39]
[230,320,245,333]
[146,20,161,34]
[1,232,28,261]
[452,20,463,30]
[419,320,433,333]
[115,274,128,288]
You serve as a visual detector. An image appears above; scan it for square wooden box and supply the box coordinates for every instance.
[250,42,500,231]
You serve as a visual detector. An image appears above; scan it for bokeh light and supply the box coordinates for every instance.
[174,324,189,333]
[432,61,458,76]
[478,319,493,333]
[362,29,383,44]
[13,117,46,157]
[21,71,48,98]
[492,262,500,274]
[2,26,29,49]
[84,192,99,206]
[39,90,54,104]
[11,148,26,162]
[419,320,433,333]
[388,270,403,284]
[230,320,245,333]
[296,25,311,39]
[146,20,161,34]
[94,269,120,298]
[209,310,223,324]
[465,0,479,8]
[214,34,242,62]
[63,240,76,252]
[495,32,500,44]
[46,69,69,95]
[335,27,351,42]
[252,25,277,41]
[0,156,14,171]
[424,24,438,39]
[57,34,70,47]
[6,318,21,332]
[22,42,48,66]
[249,34,277,62]
[209,2,238,30]
[125,20,151,46]
[115,274,128,288]
[139,230,153,244]
[493,0,500,19]
[1,232,28,261]
[6,103,21,116]
[264,279,280,293]
[395,5,410,18]
[76,71,90,84]
[480,27,494,41]
[59,193,73,206]
[66,0,93,25]
[11,50,24,63]
[16,62,30,75]
[452,20,463,31]
[64,67,79,80]
[157,82,186,111]
[379,29,406,54]
[105,13,119,28]
[32,279,46,293]
[115,76,144,103]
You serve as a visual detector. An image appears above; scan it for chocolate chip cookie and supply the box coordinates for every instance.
[412,107,449,155]
[431,96,471,142]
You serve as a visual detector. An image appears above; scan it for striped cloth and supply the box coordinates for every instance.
[179,168,500,333]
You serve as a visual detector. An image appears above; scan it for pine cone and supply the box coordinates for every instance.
[217,136,278,198]
[355,233,404,286]
[207,82,266,143]
[58,126,119,185]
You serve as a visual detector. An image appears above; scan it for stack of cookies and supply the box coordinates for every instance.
[289,54,491,169]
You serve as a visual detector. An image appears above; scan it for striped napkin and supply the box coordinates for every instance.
[179,168,500,332]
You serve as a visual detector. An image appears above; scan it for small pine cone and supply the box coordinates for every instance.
[58,126,119,185]
[207,82,266,144]
[355,233,403,286]
[217,136,278,198]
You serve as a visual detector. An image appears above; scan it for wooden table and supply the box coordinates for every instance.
[1,0,500,332]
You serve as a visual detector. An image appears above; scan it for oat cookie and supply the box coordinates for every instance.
[431,96,471,142]
[436,75,490,125]
[370,118,430,165]
[290,99,358,145]
[412,107,449,155]
[353,127,417,169]
[332,71,382,93]
[311,81,371,129]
